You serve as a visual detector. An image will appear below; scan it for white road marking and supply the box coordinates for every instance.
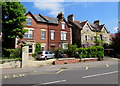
[85,66,88,70]
[83,71,118,78]
[4,76,9,79]
[56,69,64,74]
[106,64,109,67]
[42,80,66,84]
[13,75,19,78]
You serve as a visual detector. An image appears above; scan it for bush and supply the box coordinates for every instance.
[3,48,21,58]
[77,46,104,60]
[54,48,64,59]
[65,44,78,57]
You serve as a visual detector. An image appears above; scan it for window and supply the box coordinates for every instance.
[45,51,49,54]
[26,18,32,25]
[85,26,89,32]
[63,43,68,49]
[51,30,55,40]
[29,45,32,53]
[61,32,67,40]
[49,51,52,54]
[62,22,65,29]
[85,35,87,41]
[88,35,91,41]
[104,37,107,41]
[41,31,46,39]
[85,35,90,41]
[0,32,2,37]
[41,45,46,51]
[24,30,33,39]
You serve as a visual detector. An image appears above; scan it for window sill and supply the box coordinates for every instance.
[41,38,46,40]
[24,38,33,40]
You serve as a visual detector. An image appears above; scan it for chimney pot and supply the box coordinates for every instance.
[94,20,100,25]
[68,14,74,22]
[57,12,64,19]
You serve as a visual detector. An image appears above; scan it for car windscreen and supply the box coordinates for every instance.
[37,52,42,54]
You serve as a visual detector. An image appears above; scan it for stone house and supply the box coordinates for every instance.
[67,14,110,47]
[16,11,72,56]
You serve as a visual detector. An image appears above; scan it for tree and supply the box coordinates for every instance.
[2,2,27,49]
[112,32,120,58]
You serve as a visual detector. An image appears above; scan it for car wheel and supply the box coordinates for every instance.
[45,56,47,60]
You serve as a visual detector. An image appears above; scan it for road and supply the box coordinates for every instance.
[2,60,119,86]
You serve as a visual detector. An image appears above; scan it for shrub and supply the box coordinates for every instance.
[77,46,104,60]
[54,48,64,59]
[95,46,104,60]
[4,48,21,58]
[66,44,78,57]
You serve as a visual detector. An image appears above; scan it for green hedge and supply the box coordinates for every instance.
[77,46,104,60]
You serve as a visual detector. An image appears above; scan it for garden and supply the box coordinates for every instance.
[54,44,104,61]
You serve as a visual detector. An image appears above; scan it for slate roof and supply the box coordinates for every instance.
[33,14,47,23]
[43,16,58,24]
[70,20,109,33]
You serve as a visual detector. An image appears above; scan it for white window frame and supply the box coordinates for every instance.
[41,44,46,51]
[26,18,32,26]
[24,28,34,39]
[85,26,89,32]
[41,29,46,40]
[62,22,65,29]
[61,31,67,40]
[28,44,33,53]
[63,43,68,49]
[85,35,91,41]
[51,30,55,40]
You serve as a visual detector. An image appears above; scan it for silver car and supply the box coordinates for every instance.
[36,51,55,60]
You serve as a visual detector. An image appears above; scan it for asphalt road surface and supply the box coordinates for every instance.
[2,60,119,86]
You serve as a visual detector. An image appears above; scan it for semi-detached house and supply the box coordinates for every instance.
[16,12,110,56]
[67,14,110,47]
[16,11,72,56]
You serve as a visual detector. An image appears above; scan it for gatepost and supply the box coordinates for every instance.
[22,45,29,68]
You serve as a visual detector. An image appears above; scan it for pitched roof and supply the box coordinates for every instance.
[70,19,109,33]
[43,16,58,24]
[72,20,87,29]
[26,11,60,24]
[33,14,47,23]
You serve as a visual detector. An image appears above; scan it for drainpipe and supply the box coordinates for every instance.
[47,24,50,51]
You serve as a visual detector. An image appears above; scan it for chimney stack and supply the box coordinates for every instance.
[94,20,100,25]
[68,14,74,22]
[57,12,64,20]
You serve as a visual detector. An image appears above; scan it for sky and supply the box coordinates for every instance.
[21,1,118,33]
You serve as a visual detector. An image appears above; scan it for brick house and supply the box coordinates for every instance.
[67,14,110,47]
[16,11,72,56]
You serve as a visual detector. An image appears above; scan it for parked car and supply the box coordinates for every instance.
[36,51,55,60]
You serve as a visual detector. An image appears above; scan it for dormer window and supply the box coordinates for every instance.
[62,22,65,29]
[26,18,32,25]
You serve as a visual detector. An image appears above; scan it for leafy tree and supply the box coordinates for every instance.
[2,1,27,49]
[112,32,120,58]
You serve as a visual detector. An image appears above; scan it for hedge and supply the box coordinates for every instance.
[77,46,104,60]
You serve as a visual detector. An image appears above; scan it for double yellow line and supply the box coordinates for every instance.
[3,74,26,79]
